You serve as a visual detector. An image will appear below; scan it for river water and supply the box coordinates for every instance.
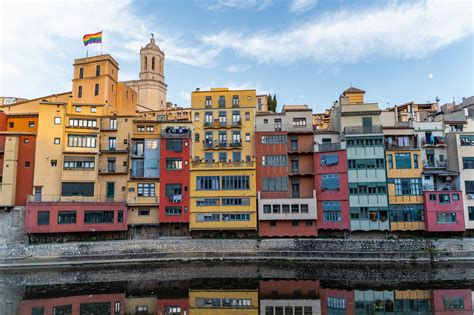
[2,262,474,314]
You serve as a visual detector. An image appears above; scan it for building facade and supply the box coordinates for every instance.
[189,88,257,233]
[255,106,317,237]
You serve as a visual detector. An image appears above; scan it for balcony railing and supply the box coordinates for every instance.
[27,194,127,203]
[191,161,255,169]
[385,141,418,150]
[161,127,190,137]
[344,125,383,135]
[422,136,446,146]
[256,123,313,133]
[203,140,242,149]
[423,159,447,168]
[317,142,341,152]
[98,166,128,174]
[422,183,459,191]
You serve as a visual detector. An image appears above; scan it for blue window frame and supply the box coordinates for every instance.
[395,153,412,169]
[323,201,341,222]
[196,176,220,190]
[232,151,241,162]
[322,174,340,190]
[321,154,338,166]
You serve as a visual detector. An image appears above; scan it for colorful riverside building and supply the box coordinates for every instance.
[383,125,425,232]
[189,88,257,234]
[255,105,317,237]
[328,87,389,231]
[0,112,38,209]
[189,288,258,314]
[24,54,137,240]
[158,123,191,235]
[314,131,350,233]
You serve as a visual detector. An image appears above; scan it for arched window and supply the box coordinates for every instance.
[144,57,147,70]
[152,57,155,70]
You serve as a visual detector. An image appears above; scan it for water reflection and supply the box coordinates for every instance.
[15,278,474,315]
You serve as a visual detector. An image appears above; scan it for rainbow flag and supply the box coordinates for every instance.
[83,31,102,46]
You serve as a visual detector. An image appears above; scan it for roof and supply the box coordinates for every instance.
[343,87,366,94]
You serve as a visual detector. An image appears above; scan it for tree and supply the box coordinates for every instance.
[267,93,277,112]
[272,94,277,112]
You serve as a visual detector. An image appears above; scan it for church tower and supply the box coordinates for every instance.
[123,34,168,111]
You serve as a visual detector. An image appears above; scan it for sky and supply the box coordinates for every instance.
[0,0,473,112]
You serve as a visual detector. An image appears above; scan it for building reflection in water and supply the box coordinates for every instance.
[17,280,473,315]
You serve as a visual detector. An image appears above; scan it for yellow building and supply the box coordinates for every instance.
[384,127,424,231]
[189,88,257,232]
[189,289,259,315]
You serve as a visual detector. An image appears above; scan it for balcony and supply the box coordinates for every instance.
[317,142,342,152]
[203,140,242,149]
[229,140,242,148]
[98,165,128,175]
[27,194,127,203]
[161,127,191,138]
[256,123,313,133]
[288,143,314,153]
[344,125,383,135]
[384,137,418,150]
[204,120,242,129]
[423,159,447,169]
[191,161,255,170]
[422,136,446,147]
[422,183,459,191]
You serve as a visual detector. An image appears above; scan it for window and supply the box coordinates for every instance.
[263,205,271,214]
[362,116,372,127]
[51,159,57,167]
[67,135,97,147]
[24,161,31,167]
[322,174,340,190]
[245,112,250,121]
[37,211,50,225]
[137,183,155,197]
[218,152,227,162]
[58,211,76,224]
[8,122,13,128]
[84,211,114,223]
[439,194,451,203]
[196,198,219,206]
[53,305,72,314]
[261,135,286,144]
[137,125,145,132]
[263,177,288,191]
[146,139,158,150]
[395,153,412,169]
[443,297,464,310]
[96,65,100,76]
[291,204,299,213]
[222,213,250,221]
[91,106,97,113]
[270,221,277,227]
[219,95,225,107]
[218,111,227,126]
[222,198,250,206]
[62,182,94,196]
[54,117,61,125]
[320,154,338,166]
[273,205,281,213]
[262,155,287,166]
[166,158,182,170]
[306,220,313,226]
[245,133,251,142]
[166,139,182,152]
[389,204,424,222]
[69,118,97,128]
[138,209,150,216]
[232,151,241,162]
[194,112,200,121]
[469,207,474,221]
[293,118,306,126]
[108,137,116,150]
[394,178,421,195]
[165,184,182,200]
[79,67,84,79]
[436,212,457,224]
[76,106,82,112]
[146,125,154,132]
[196,213,220,222]
[414,153,419,169]
[466,181,474,194]
[63,156,95,170]
[323,201,341,222]
[165,207,182,215]
[28,121,35,128]
[429,194,436,201]
[196,176,220,190]
[94,84,100,96]
[292,221,299,227]
[205,96,212,107]
[23,138,29,144]
[348,158,384,169]
[263,119,268,124]
[222,176,250,190]
[463,157,474,169]
[232,95,239,106]
[78,86,82,98]
[460,135,474,146]
[301,204,309,213]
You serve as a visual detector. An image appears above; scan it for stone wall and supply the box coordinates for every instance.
[0,207,26,246]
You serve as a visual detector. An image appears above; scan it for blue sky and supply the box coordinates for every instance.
[1,0,473,112]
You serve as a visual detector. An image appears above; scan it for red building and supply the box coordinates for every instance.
[158,126,191,235]
[314,132,350,232]
[431,289,472,314]
[423,190,465,232]
[320,287,355,315]
[19,293,126,315]
[255,106,317,237]
[157,298,189,315]
[0,112,38,209]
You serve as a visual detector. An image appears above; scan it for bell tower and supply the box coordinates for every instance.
[123,34,168,111]
[140,34,165,81]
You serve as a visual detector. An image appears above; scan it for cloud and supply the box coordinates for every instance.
[202,0,474,64]
[226,65,250,72]
[199,0,272,11]
[0,0,219,98]
[289,0,318,13]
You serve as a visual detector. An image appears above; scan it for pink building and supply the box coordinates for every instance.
[431,289,472,314]
[423,191,465,232]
